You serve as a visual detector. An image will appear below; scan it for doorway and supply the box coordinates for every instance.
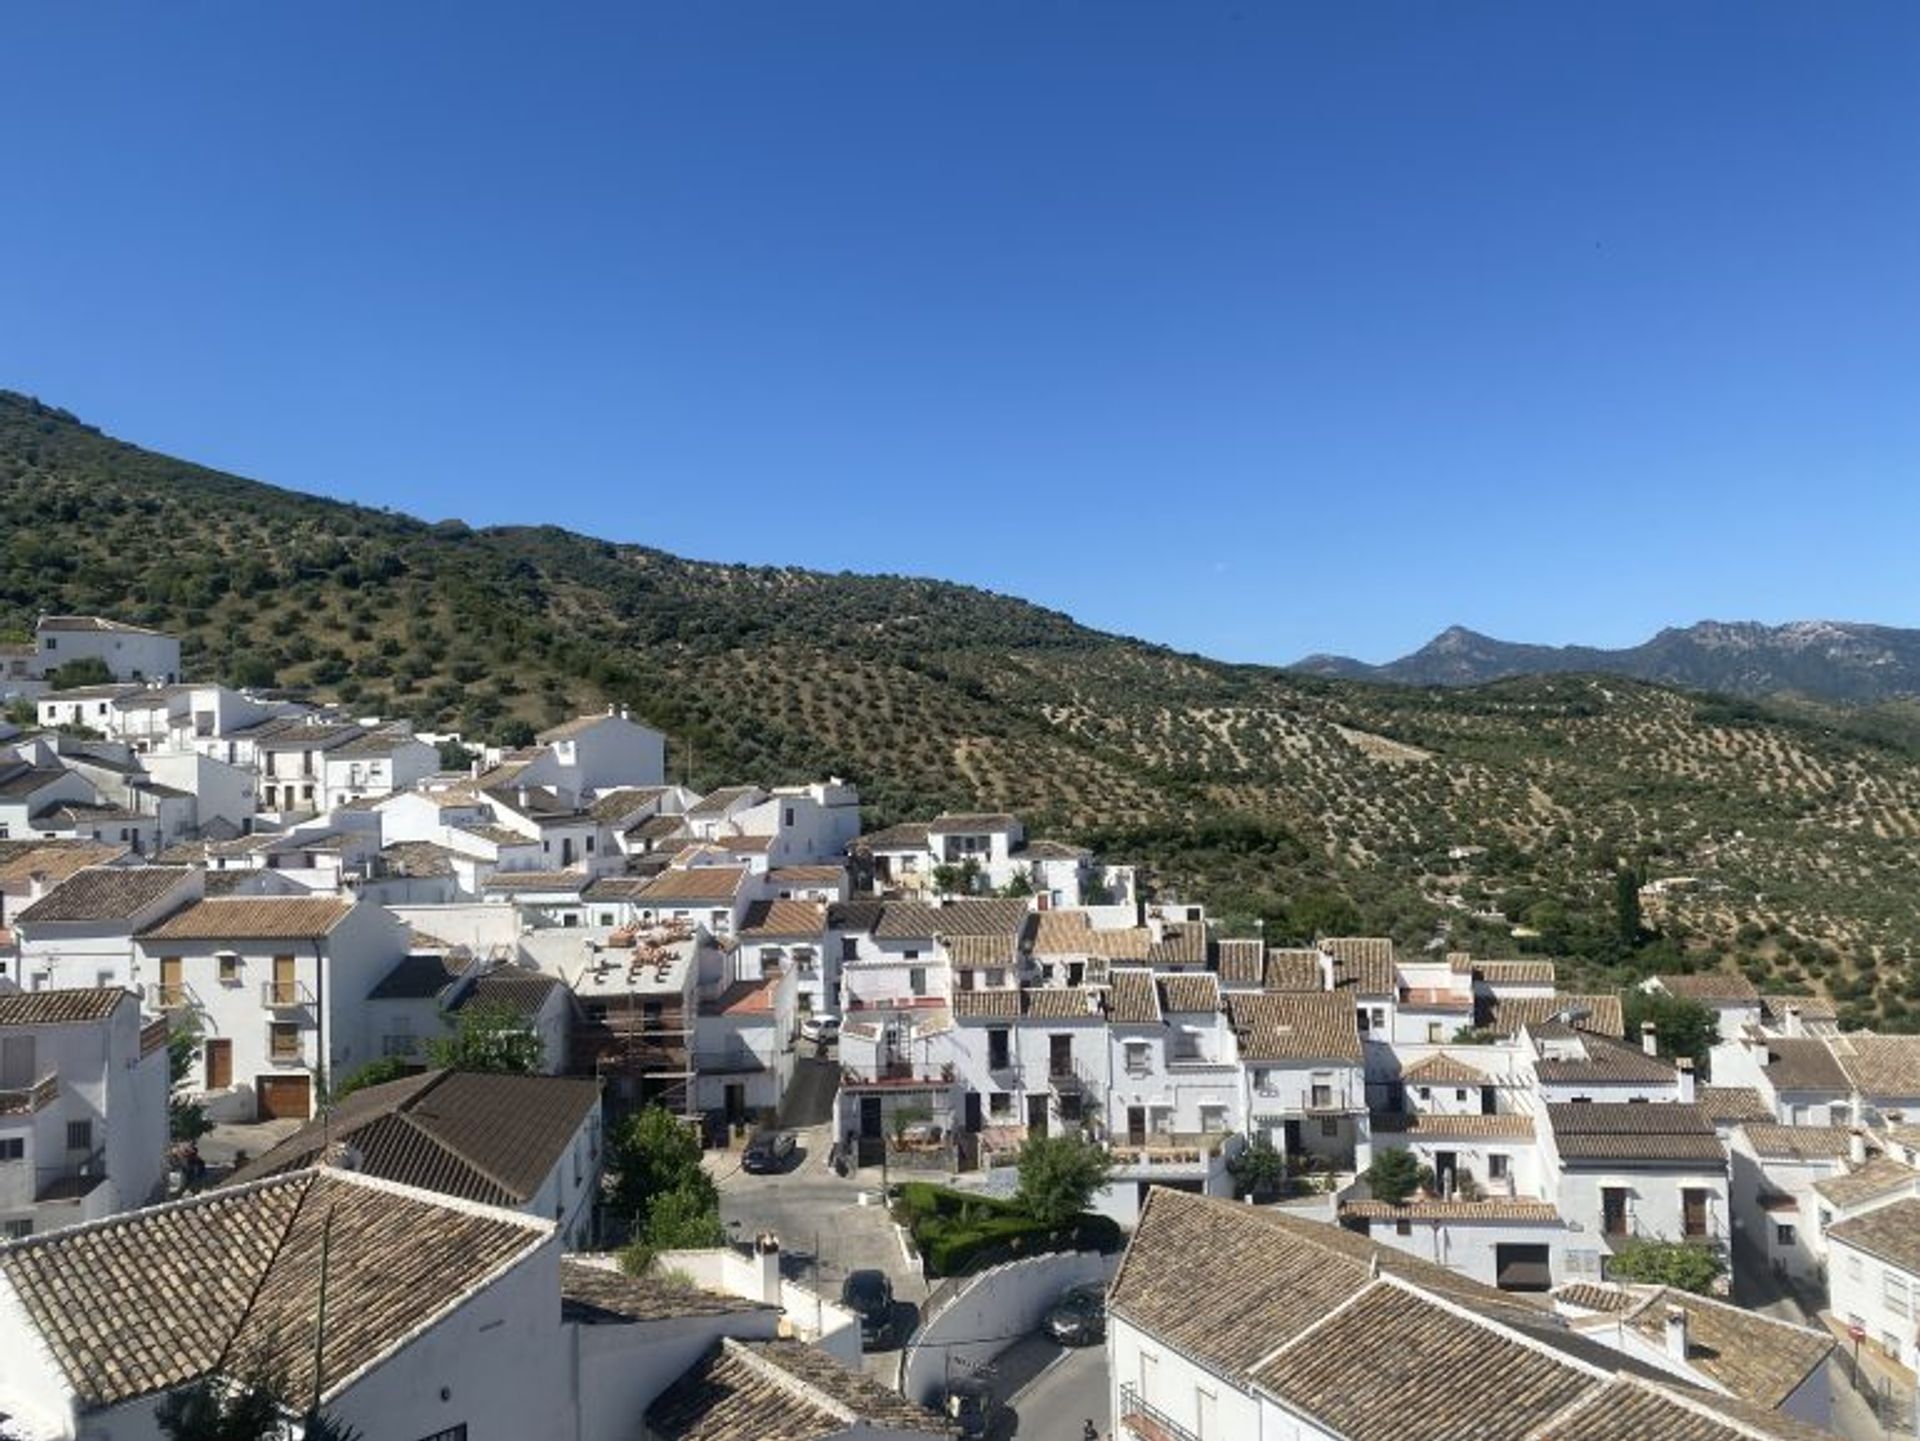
[205,1039,232,1090]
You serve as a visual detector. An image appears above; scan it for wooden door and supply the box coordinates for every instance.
[1603,1187,1629,1237]
[256,1075,311,1120]
[1683,1188,1708,1238]
[271,955,296,1006]
[159,956,183,1006]
[204,1039,232,1090]
[1127,1105,1147,1147]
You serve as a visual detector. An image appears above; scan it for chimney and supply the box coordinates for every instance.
[26,870,50,903]
[1784,1006,1803,1038]
[1318,949,1337,992]
[752,1231,782,1304]
[1664,1305,1689,1363]
[1850,1128,1868,1167]
[1675,1057,1696,1104]
[1641,1022,1658,1058]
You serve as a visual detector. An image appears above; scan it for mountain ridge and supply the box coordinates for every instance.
[8,389,1920,1027]
[1294,619,1920,703]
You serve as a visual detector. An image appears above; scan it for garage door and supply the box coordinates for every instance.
[257,1075,312,1121]
[1496,1243,1553,1293]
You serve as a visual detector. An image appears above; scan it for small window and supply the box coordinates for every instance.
[909,967,928,997]
[1418,1086,1431,1101]
[1455,1088,1467,1103]
[1775,1223,1796,1247]
[1319,1117,1339,1137]
[1426,1022,1442,1043]
[0,1138,24,1161]
[989,1092,1012,1117]
[66,1121,92,1152]
[270,1023,301,1061]
[904,948,921,961]
[842,938,858,962]
[218,954,242,985]
[599,912,615,927]
[1885,1271,1911,1318]
[585,836,596,853]
[1488,1153,1511,1180]
[1396,1218,1413,1236]
[1,1219,30,1240]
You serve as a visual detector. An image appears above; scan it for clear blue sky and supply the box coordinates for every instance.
[4,4,1915,664]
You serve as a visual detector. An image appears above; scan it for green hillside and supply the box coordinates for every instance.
[5,390,1919,1026]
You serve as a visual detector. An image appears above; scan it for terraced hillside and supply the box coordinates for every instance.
[5,391,1919,1024]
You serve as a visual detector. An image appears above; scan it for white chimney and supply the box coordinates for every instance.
[1318,950,1336,992]
[1675,1057,1696,1105]
[26,870,49,902]
[1784,1006,1803,1038]
[1850,1129,1868,1167]
[1664,1305,1689,1362]
[1641,1022,1658,1058]
[752,1232,782,1304]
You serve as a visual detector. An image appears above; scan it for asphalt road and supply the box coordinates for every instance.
[1002,1338,1109,1441]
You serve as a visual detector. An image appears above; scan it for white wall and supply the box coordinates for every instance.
[1829,1236,1920,1369]
[1354,1215,1571,1290]
[903,1250,1117,1407]
[1109,1314,1264,1441]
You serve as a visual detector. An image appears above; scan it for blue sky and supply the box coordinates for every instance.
[4,4,1915,664]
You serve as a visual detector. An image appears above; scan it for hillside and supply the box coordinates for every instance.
[6,390,1920,1026]
[1297,620,1920,703]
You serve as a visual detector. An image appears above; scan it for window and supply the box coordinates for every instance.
[1455,1088,1467,1103]
[0,1138,23,1162]
[1319,1117,1339,1137]
[1199,1104,1227,1134]
[1885,1271,1911,1318]
[987,968,1006,988]
[1821,1209,1834,1234]
[1,1220,29,1240]
[842,938,858,962]
[989,1092,1012,1117]
[1124,1042,1152,1077]
[270,1023,301,1061]
[1848,1254,1865,1282]
[1427,1022,1442,1043]
[218,953,242,985]
[784,807,795,827]
[66,1121,92,1152]
[909,968,928,997]
[1356,1009,1370,1033]
[562,914,578,928]
[1488,1153,1510,1180]
[988,1029,1011,1071]
[1775,1223,1796,1247]
[904,948,921,961]
[1418,1086,1431,1101]
[1310,1082,1333,1109]
[599,912,615,927]
[585,836,595,853]
[1396,1218,1413,1236]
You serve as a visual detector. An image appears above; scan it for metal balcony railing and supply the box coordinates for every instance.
[1106,1132,1229,1168]
[0,1074,58,1116]
[261,979,316,1009]
[146,982,198,1012]
[1118,1385,1200,1441]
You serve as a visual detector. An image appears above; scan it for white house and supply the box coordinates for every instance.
[1727,1121,1857,1284]
[0,987,169,1239]
[33,616,180,684]
[512,712,668,796]
[11,865,202,992]
[693,939,798,1131]
[736,899,830,1020]
[226,1068,604,1248]
[319,724,437,810]
[1644,971,1763,1043]
[134,895,412,1120]
[1828,1197,1920,1372]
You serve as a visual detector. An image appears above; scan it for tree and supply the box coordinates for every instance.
[643,1176,727,1249]
[1608,1240,1723,1294]
[1228,1134,1286,1200]
[228,654,276,690]
[1621,988,1719,1072]
[437,737,477,771]
[166,1015,213,1143]
[1364,1147,1422,1206]
[156,1377,284,1441]
[1615,865,1643,948]
[607,1104,709,1230]
[427,1000,544,1075]
[1001,865,1034,899]
[1015,1134,1112,1226]
[333,1056,415,1100]
[48,656,113,689]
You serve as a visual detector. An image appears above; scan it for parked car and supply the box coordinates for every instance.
[741,1131,797,1174]
[799,1012,841,1045]
[942,1375,995,1439]
[841,1268,897,1349]
[1043,1282,1107,1346]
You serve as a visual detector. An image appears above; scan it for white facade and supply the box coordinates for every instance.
[34,618,180,684]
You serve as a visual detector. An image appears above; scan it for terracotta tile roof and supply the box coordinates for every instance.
[1023,987,1103,1021]
[768,865,845,887]
[1533,1030,1677,1084]
[1158,973,1220,1014]
[1106,968,1161,1025]
[1486,993,1626,1040]
[1736,1123,1852,1161]
[1654,971,1761,1003]
[1473,958,1557,987]
[1830,1034,1920,1099]
[14,865,194,924]
[558,1258,772,1324]
[1695,1086,1774,1126]
[737,899,826,939]
[225,1071,598,1206]
[1372,1112,1536,1140]
[927,812,1019,833]
[1249,1279,1598,1441]
[647,1337,953,1439]
[826,899,887,932]
[453,968,569,1019]
[1759,1037,1850,1093]
[1812,1157,1918,1209]
[638,866,749,904]
[367,952,464,1000]
[1108,1190,1545,1385]
[0,987,130,1027]
[929,897,1032,938]
[0,1169,548,1411]
[686,785,763,818]
[1614,1287,1834,1409]
[1213,937,1265,986]
[1263,948,1325,992]
[1538,1377,1841,1441]
[1547,1103,1724,1164]
[1552,1282,1637,1313]
[1030,910,1151,959]
[1228,992,1363,1063]
[952,989,1022,1021]
[139,896,356,940]
[1320,937,1396,995]
[379,840,457,878]
[582,875,655,901]
[0,840,127,886]
[1827,1196,1920,1274]
[1148,921,1208,967]
[480,869,590,893]
[1761,995,1837,1027]
[856,822,930,850]
[946,933,1019,967]
[1341,1199,1560,1222]
[716,834,772,854]
[1401,1052,1491,1084]
[537,713,622,742]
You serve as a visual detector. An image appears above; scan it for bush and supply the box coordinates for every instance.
[1364,1148,1422,1206]
[1608,1240,1724,1294]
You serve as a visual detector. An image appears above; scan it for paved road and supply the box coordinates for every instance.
[779,1054,839,1128]
[713,1116,924,1385]
[1734,1241,1887,1441]
[1003,1339,1109,1441]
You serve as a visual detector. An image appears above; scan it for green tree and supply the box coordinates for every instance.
[1014,1133,1112,1226]
[156,1377,284,1441]
[1363,1147,1422,1206]
[1227,1134,1286,1199]
[333,1055,416,1099]
[1621,988,1719,1072]
[48,656,114,689]
[607,1104,708,1229]
[427,999,544,1074]
[437,737,477,771]
[1608,1240,1723,1294]
[166,1015,213,1143]
[1615,865,1643,948]
[1001,865,1035,899]
[644,1176,727,1249]
[229,654,276,689]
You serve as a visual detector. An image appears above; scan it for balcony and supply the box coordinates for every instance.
[146,982,198,1013]
[1049,1057,1101,1096]
[0,1074,58,1116]
[261,979,317,1011]
[840,1060,955,1091]
[1118,1385,1200,1441]
[1105,1131,1230,1170]
[845,994,945,1013]
[1166,1045,1233,1073]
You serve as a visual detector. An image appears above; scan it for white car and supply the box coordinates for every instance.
[799,1013,841,1045]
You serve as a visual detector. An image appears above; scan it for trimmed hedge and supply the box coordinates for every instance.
[895,1182,1121,1276]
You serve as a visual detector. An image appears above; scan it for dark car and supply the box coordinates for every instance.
[841,1268,897,1349]
[1043,1282,1106,1346]
[741,1131,797,1174]
[942,1375,995,1440]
